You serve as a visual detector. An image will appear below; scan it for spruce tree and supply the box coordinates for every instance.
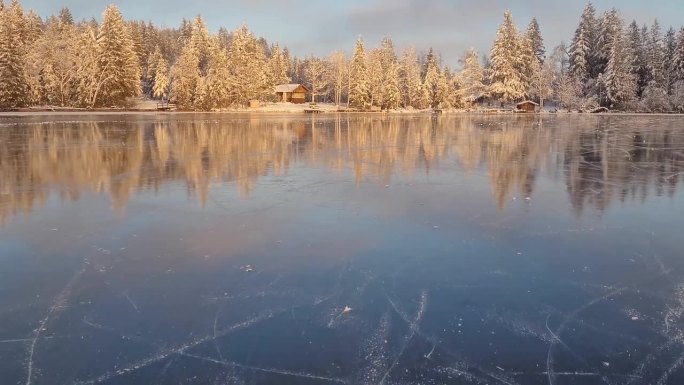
[0,0,30,108]
[490,10,525,104]
[378,37,401,110]
[152,54,169,100]
[171,40,200,109]
[197,37,230,109]
[627,20,648,96]
[600,17,636,108]
[367,48,383,107]
[267,43,290,86]
[569,3,597,80]
[348,37,369,109]
[647,19,665,88]
[526,18,545,63]
[399,47,422,108]
[423,48,443,108]
[458,48,486,104]
[75,26,101,107]
[96,4,141,106]
[227,25,268,104]
[675,27,684,83]
[664,27,677,94]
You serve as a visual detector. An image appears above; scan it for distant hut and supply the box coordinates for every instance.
[590,106,609,114]
[516,100,539,113]
[275,84,310,104]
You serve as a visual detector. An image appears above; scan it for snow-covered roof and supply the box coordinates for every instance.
[275,84,309,93]
[516,100,539,106]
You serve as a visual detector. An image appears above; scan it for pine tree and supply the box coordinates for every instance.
[96,4,141,106]
[569,3,598,80]
[348,37,369,109]
[526,18,545,63]
[458,48,486,104]
[490,10,526,104]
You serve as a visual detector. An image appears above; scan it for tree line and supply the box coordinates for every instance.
[1,0,684,111]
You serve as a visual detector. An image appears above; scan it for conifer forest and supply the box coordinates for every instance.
[1,1,684,112]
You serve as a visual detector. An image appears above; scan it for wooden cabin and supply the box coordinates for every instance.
[516,100,539,113]
[275,84,310,104]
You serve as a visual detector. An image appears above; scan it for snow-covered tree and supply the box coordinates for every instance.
[327,51,347,106]
[526,18,545,63]
[646,19,665,88]
[599,16,636,108]
[675,27,684,83]
[267,43,290,86]
[367,48,383,107]
[641,82,670,111]
[597,9,623,80]
[399,46,423,108]
[569,3,598,80]
[423,48,444,108]
[96,4,141,106]
[663,27,677,93]
[671,81,684,111]
[458,48,487,104]
[227,25,268,104]
[627,20,648,96]
[74,26,104,108]
[196,37,231,110]
[528,52,556,108]
[0,0,31,108]
[490,10,526,103]
[152,53,169,100]
[557,73,585,109]
[171,40,200,109]
[378,37,401,110]
[348,37,369,109]
[304,55,328,103]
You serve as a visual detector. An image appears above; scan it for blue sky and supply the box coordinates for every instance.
[20,0,684,66]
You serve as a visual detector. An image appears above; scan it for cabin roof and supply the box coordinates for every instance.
[516,100,539,107]
[275,84,310,93]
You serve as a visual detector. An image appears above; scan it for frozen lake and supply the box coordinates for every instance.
[0,113,683,385]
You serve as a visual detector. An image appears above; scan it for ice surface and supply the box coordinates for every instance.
[0,114,683,384]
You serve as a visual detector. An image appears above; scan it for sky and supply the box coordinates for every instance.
[20,0,684,66]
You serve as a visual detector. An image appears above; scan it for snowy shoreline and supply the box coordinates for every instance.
[1,108,683,117]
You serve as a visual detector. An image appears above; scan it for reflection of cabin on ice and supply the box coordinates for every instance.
[516,100,539,112]
[275,84,310,104]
